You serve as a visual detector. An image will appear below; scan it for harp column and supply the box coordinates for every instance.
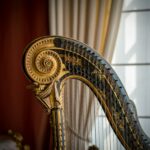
[49,84,66,150]
[23,38,66,150]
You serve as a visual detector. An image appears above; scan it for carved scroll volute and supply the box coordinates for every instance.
[23,37,66,111]
[23,37,67,149]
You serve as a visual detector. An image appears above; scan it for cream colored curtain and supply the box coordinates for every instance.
[48,0,123,149]
[49,0,123,59]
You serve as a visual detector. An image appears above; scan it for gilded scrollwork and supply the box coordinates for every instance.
[25,49,62,84]
[113,111,125,131]
[91,69,104,80]
[63,55,82,66]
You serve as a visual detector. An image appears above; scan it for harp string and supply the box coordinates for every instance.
[103,68,108,150]
[85,85,88,149]
[105,81,108,150]
[74,53,78,150]
[86,83,89,149]
[109,76,112,150]
[84,79,87,149]
[93,64,97,146]
[72,46,75,149]
[95,62,98,147]
[113,79,117,150]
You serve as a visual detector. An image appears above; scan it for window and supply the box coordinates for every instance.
[112,0,150,137]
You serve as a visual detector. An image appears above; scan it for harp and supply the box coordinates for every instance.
[23,36,150,150]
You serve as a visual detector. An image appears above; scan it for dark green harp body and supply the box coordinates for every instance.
[23,36,150,150]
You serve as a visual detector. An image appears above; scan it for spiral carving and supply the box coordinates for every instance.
[25,49,62,84]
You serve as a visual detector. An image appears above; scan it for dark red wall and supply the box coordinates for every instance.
[0,0,51,149]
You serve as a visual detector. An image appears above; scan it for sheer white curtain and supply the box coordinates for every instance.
[48,0,123,149]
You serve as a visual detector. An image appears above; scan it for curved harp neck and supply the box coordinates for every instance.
[23,36,150,150]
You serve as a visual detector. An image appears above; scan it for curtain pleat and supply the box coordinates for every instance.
[49,0,123,148]
[49,0,123,57]
[104,0,124,62]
